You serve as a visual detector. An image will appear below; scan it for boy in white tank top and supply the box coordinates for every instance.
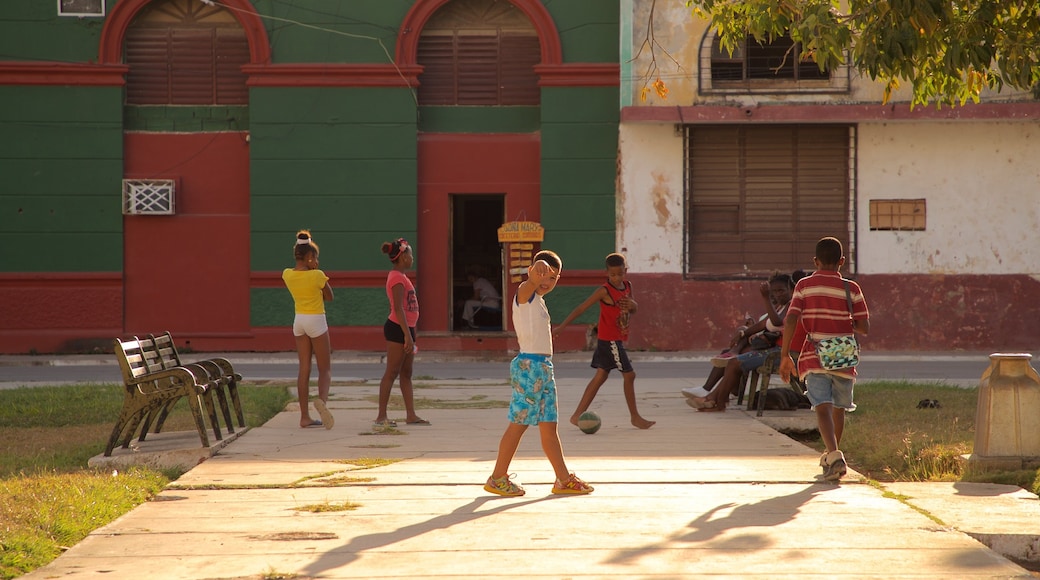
[483,250,594,497]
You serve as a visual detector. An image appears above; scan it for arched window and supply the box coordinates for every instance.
[417,0,541,106]
[699,31,848,95]
[124,0,249,105]
[711,34,829,82]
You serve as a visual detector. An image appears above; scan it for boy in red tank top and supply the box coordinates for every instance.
[554,253,655,430]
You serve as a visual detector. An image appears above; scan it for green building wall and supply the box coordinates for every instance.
[0,0,619,333]
[248,86,419,326]
[0,86,124,272]
[247,0,619,329]
[0,1,106,63]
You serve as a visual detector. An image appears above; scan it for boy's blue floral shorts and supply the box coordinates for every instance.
[508,353,558,425]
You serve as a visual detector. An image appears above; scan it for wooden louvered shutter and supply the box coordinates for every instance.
[456,35,499,105]
[168,29,215,104]
[125,26,248,105]
[500,34,540,105]
[686,125,851,275]
[214,29,249,104]
[417,35,457,105]
[417,31,540,106]
[125,28,172,104]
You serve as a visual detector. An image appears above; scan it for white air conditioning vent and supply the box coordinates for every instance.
[122,179,176,215]
[59,0,105,17]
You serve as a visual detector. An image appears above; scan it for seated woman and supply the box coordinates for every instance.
[686,271,799,411]
[682,270,800,399]
[461,270,501,328]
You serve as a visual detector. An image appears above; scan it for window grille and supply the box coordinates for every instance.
[123,179,176,215]
[698,31,849,95]
[870,199,926,231]
[59,0,104,16]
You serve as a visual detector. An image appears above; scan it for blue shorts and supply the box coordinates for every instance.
[591,339,633,373]
[738,347,780,372]
[805,372,856,411]
[508,353,559,425]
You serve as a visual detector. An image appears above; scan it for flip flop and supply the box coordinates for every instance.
[697,405,726,412]
[313,399,334,430]
[405,418,431,425]
[301,420,324,428]
[372,419,397,428]
[685,397,712,409]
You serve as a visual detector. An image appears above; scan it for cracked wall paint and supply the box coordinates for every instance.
[617,124,683,272]
[856,122,1040,275]
[651,172,671,228]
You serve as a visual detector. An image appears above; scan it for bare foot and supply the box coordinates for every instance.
[697,405,725,412]
[300,417,322,428]
[632,417,655,429]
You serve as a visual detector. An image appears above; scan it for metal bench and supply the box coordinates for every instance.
[148,331,245,432]
[109,335,222,456]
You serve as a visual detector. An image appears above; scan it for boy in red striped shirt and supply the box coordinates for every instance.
[780,237,870,481]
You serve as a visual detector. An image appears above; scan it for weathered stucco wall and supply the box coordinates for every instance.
[857,121,1040,275]
[619,121,1040,277]
[615,119,1040,352]
[617,123,684,272]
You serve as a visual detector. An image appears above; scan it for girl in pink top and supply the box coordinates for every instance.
[374,238,428,427]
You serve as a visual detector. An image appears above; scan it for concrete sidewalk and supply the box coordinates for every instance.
[26,375,1040,579]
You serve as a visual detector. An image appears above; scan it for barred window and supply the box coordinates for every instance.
[712,34,829,82]
[699,32,849,95]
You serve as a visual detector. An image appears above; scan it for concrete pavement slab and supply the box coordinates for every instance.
[26,377,1037,578]
[884,481,1040,566]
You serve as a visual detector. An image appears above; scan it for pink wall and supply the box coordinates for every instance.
[3,272,1038,354]
[553,272,1040,353]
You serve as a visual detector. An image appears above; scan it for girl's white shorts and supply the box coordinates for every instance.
[293,314,328,338]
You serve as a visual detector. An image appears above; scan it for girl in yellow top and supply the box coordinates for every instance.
[282,230,335,429]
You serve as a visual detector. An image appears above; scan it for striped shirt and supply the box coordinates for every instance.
[787,271,869,378]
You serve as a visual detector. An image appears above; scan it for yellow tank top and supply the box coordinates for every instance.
[282,269,328,315]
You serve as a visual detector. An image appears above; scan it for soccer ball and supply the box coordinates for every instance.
[577,411,601,434]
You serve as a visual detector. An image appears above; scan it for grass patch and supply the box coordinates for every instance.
[0,383,292,579]
[0,467,168,577]
[798,380,1039,491]
[337,457,401,470]
[260,567,298,579]
[292,500,361,513]
[321,475,377,484]
[361,425,406,436]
